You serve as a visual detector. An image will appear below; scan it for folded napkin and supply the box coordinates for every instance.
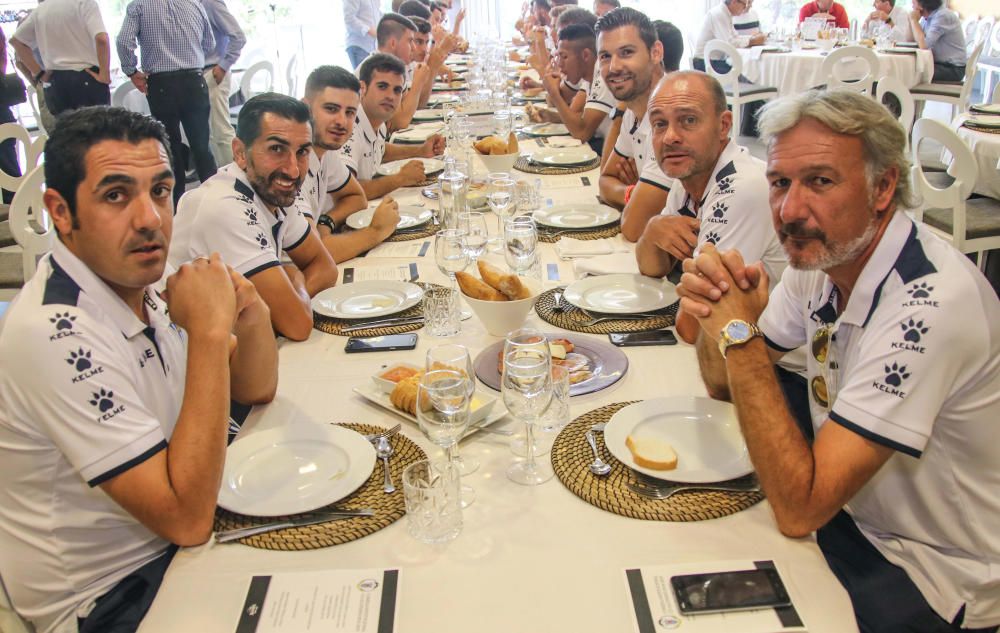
[573,253,639,277]
[555,237,628,259]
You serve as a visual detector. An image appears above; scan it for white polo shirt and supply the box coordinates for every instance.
[0,240,184,633]
[337,106,387,182]
[662,140,785,289]
[295,148,353,219]
[694,2,748,59]
[170,163,312,278]
[12,0,107,72]
[733,9,763,36]
[584,60,613,138]
[759,212,1000,628]
[614,108,673,193]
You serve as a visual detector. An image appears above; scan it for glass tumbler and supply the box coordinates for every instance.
[402,459,462,544]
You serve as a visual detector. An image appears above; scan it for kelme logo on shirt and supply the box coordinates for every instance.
[903,282,939,308]
[89,388,125,422]
[244,208,258,226]
[49,312,78,341]
[716,176,734,195]
[891,318,929,354]
[705,201,728,225]
[67,347,105,383]
[254,232,270,250]
[704,231,721,245]
[872,362,910,398]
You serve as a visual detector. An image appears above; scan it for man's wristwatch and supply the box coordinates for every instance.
[718,319,763,359]
[316,214,336,233]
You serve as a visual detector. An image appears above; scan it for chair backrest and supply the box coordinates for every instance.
[25,84,44,135]
[974,16,995,49]
[957,39,986,111]
[0,570,35,633]
[8,164,52,281]
[876,75,915,136]
[702,39,744,92]
[285,54,299,98]
[240,60,275,100]
[910,118,977,250]
[819,45,880,95]
[0,123,44,194]
[111,82,151,115]
[989,19,1000,56]
[111,81,136,108]
[962,14,979,46]
[992,79,1000,104]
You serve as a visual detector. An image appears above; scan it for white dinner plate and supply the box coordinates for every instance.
[391,126,444,144]
[514,91,547,102]
[433,82,467,91]
[345,205,433,230]
[522,123,569,137]
[413,109,445,122]
[532,204,620,229]
[352,383,507,434]
[604,396,752,483]
[311,280,423,319]
[563,274,677,314]
[218,423,376,516]
[376,157,446,177]
[970,103,1000,115]
[427,94,460,106]
[528,147,598,166]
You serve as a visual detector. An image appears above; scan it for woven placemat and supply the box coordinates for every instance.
[514,156,600,175]
[384,221,440,242]
[534,287,677,334]
[214,423,428,549]
[552,403,763,521]
[963,124,1000,135]
[313,282,446,336]
[537,222,621,243]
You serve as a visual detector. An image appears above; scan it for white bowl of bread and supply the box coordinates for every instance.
[474,133,520,173]
[457,260,540,336]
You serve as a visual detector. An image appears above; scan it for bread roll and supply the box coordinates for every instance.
[507,132,519,154]
[390,374,422,415]
[499,274,532,300]
[456,271,507,301]
[477,260,506,292]
[625,436,678,471]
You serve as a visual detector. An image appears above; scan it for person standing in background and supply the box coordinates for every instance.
[11,0,111,116]
[200,0,245,166]
[0,30,21,205]
[344,0,382,69]
[117,0,218,206]
[11,10,57,134]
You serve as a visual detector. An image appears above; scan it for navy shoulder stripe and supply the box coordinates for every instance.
[88,440,168,487]
[894,223,937,284]
[234,178,255,202]
[43,259,82,307]
[735,21,760,30]
[829,412,922,458]
[715,161,737,182]
[638,177,671,193]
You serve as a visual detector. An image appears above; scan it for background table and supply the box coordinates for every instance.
[137,145,859,633]
[738,46,934,96]
[951,115,1000,200]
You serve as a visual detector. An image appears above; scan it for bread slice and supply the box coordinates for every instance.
[456,271,507,301]
[625,435,678,471]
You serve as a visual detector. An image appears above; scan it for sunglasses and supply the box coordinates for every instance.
[809,324,838,410]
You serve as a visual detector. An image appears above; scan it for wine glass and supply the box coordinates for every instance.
[433,229,469,336]
[416,369,475,500]
[425,344,480,482]
[457,212,488,263]
[503,216,538,276]
[502,350,554,485]
[487,177,516,251]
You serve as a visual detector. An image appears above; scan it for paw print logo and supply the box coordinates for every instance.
[244,208,258,224]
[49,312,76,331]
[341,144,353,157]
[66,348,92,372]
[716,176,733,191]
[704,231,721,245]
[900,319,929,343]
[908,282,934,299]
[89,388,115,413]
[883,362,911,387]
[254,232,269,249]
[712,202,728,218]
[236,193,254,206]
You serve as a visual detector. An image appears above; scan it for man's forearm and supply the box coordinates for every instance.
[360,175,405,200]
[695,330,731,401]
[95,33,110,75]
[11,40,41,78]
[620,184,668,242]
[329,192,367,223]
[229,303,277,405]
[599,174,628,207]
[635,236,675,279]
[322,227,383,263]
[383,143,422,161]
[303,259,339,297]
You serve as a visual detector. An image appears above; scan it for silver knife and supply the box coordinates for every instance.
[215,509,375,543]
[341,317,424,333]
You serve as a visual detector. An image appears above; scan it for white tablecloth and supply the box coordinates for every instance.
[951,115,1000,200]
[738,46,934,96]
[136,147,859,633]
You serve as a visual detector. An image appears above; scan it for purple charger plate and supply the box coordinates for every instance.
[473,333,629,397]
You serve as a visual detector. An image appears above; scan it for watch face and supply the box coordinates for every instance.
[727,321,750,341]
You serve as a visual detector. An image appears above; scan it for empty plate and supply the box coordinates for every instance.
[522,123,570,137]
[529,147,598,166]
[345,205,433,230]
[563,274,677,314]
[376,157,446,177]
[532,204,620,229]
[312,280,423,319]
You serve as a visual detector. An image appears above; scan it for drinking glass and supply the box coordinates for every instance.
[431,229,469,336]
[502,350,554,485]
[438,172,468,229]
[503,216,538,275]
[416,369,475,507]
[424,285,460,337]
[511,364,570,458]
[457,212,489,263]
[402,459,462,544]
[425,344,480,480]
[487,177,517,251]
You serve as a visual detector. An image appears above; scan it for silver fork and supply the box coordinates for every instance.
[363,423,402,443]
[628,477,760,500]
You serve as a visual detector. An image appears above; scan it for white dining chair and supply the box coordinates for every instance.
[25,84,44,135]
[979,21,1000,103]
[240,60,275,101]
[961,14,979,48]
[7,164,52,282]
[910,118,1000,271]
[819,45,880,95]
[702,39,779,138]
[911,39,986,119]
[876,75,916,137]
[0,123,46,198]
[111,81,151,115]
[285,54,299,97]
[0,569,34,633]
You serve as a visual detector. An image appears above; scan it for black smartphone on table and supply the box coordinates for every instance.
[608,330,678,347]
[671,568,791,615]
[344,333,418,353]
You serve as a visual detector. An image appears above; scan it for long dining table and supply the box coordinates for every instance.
[136,139,859,633]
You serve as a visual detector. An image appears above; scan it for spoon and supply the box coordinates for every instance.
[375,436,396,493]
[585,430,612,476]
[552,290,565,312]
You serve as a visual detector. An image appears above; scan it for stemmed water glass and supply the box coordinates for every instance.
[503,216,538,276]
[487,176,516,251]
[502,349,554,485]
[425,344,480,479]
[457,212,488,264]
[416,369,475,501]
[433,229,469,335]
